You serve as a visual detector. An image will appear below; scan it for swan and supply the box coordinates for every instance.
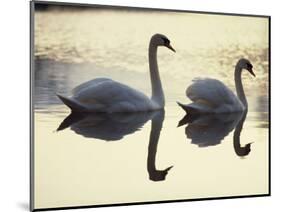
[177,58,255,114]
[57,34,175,113]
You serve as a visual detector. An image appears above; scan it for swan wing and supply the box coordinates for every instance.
[186,78,238,107]
[72,78,112,96]
[72,78,152,112]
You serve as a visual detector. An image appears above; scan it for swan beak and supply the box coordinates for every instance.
[166,44,176,52]
[164,165,173,172]
[249,68,256,77]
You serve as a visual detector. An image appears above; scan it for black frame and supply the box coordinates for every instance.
[30,1,271,211]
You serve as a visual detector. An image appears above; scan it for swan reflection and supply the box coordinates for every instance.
[147,110,173,181]
[57,112,156,141]
[57,110,172,181]
[178,111,252,156]
[233,111,252,157]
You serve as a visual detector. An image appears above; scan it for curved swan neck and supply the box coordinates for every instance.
[235,64,247,108]
[149,40,165,107]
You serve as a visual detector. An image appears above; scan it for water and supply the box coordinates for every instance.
[33,6,269,209]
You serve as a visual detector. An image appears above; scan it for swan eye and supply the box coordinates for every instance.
[162,37,170,45]
[246,63,253,69]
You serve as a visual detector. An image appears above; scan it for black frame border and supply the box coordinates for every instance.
[30,1,271,211]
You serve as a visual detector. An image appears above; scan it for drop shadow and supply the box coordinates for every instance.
[17,202,29,211]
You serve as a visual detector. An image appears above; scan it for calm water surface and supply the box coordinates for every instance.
[34,7,269,209]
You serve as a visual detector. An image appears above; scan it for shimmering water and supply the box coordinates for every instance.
[33,5,269,209]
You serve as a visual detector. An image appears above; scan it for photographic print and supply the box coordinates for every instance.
[30,1,270,211]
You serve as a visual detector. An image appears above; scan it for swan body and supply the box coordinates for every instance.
[57,34,175,113]
[178,58,255,114]
[178,78,245,113]
[58,78,157,112]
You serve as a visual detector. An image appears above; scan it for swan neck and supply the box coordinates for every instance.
[235,65,247,108]
[149,42,164,107]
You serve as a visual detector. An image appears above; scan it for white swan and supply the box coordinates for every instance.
[57,34,175,113]
[178,58,255,114]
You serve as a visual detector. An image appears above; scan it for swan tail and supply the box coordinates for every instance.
[57,112,85,131]
[177,102,187,111]
[177,101,210,114]
[57,94,86,112]
[177,113,201,127]
[177,101,197,113]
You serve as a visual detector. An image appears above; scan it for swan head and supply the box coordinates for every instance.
[237,58,255,77]
[151,34,176,52]
[149,166,173,181]
[236,143,252,157]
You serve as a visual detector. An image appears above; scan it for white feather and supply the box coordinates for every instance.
[178,79,245,114]
[69,79,156,112]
